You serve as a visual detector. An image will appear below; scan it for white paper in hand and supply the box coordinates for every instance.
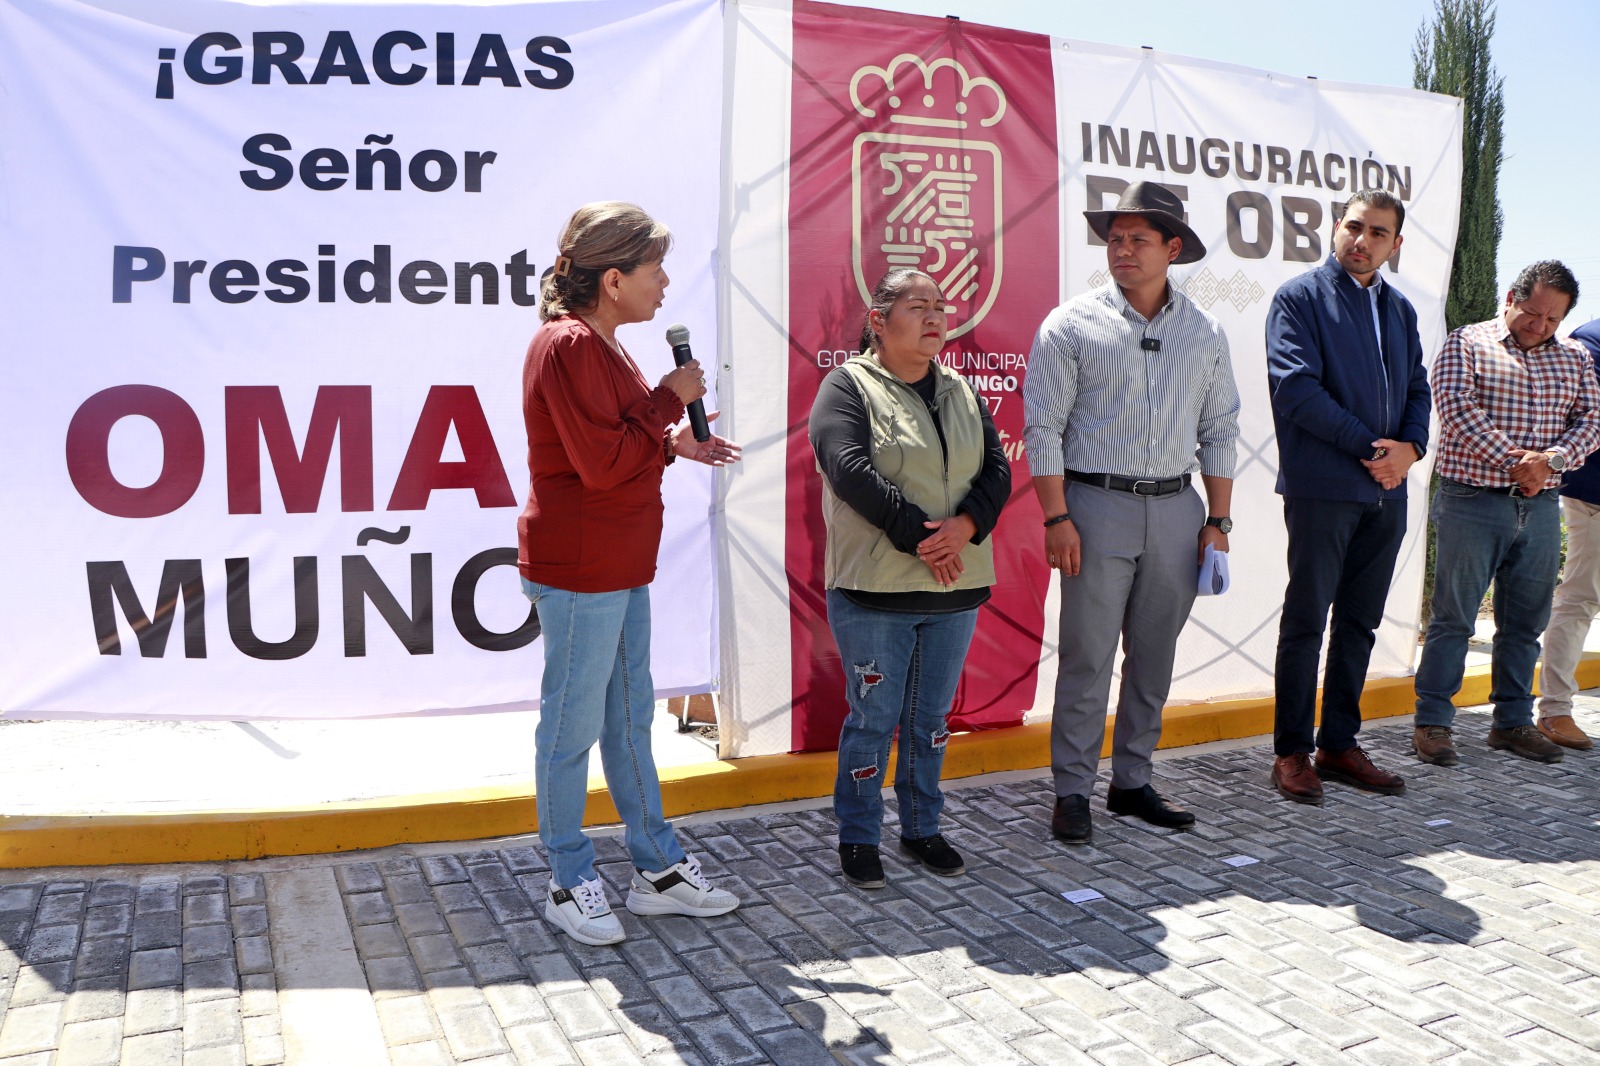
[1198,544,1230,596]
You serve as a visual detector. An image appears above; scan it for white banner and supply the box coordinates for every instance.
[717,0,1462,756]
[1050,42,1461,708]
[0,0,725,718]
[1,0,1464,741]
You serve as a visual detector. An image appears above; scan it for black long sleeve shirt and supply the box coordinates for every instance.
[810,367,1011,613]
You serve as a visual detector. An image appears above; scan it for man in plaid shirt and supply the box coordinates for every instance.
[1414,260,1600,766]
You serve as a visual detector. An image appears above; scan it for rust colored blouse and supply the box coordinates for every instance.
[517,316,685,593]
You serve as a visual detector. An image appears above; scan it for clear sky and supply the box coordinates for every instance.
[834,0,1600,330]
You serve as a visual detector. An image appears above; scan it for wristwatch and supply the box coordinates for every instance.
[1548,451,1568,473]
[1205,516,1233,534]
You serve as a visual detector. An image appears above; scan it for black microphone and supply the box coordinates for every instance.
[1141,336,1161,352]
[665,324,711,442]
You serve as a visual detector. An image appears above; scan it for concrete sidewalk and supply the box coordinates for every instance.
[0,620,1523,821]
[3,702,1600,1065]
[0,706,720,818]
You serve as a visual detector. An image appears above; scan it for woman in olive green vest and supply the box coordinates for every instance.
[808,267,1011,889]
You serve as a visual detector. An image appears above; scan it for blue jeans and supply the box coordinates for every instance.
[1414,481,1561,729]
[827,589,978,846]
[523,579,685,888]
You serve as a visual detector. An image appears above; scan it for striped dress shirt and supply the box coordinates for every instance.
[1022,283,1240,481]
[1432,319,1600,490]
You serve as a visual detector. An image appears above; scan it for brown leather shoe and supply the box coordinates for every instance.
[1271,753,1323,805]
[1487,725,1564,763]
[1412,725,1459,766]
[1538,715,1594,750]
[1314,746,1405,795]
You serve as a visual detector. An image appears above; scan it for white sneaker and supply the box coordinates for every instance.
[543,877,625,945]
[625,854,740,917]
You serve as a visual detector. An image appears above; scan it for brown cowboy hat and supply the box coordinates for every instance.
[1083,181,1207,264]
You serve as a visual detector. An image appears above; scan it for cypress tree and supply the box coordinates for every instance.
[1413,0,1504,331]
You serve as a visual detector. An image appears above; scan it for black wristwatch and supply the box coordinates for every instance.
[1205,516,1233,534]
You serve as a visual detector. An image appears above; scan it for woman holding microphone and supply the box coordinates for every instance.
[809,267,1011,888]
[520,202,740,945]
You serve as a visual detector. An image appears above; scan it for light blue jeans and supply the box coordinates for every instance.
[523,578,685,888]
[1414,481,1561,730]
[827,589,978,847]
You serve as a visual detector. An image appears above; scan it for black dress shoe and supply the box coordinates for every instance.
[1106,784,1195,829]
[1051,795,1092,844]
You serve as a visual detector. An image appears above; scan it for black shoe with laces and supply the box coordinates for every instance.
[899,834,965,876]
[839,843,885,888]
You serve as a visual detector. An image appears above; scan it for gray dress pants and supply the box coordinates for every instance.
[1052,482,1203,798]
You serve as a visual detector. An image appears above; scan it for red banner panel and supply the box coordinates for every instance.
[785,1,1060,751]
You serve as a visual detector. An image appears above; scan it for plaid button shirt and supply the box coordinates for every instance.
[1431,318,1600,490]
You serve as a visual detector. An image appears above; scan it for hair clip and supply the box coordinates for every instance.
[553,255,572,277]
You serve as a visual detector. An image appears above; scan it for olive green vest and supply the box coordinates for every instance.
[821,353,997,593]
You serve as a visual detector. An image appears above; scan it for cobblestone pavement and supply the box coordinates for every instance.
[5,708,1600,1065]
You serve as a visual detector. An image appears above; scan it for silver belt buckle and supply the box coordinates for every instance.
[1132,479,1158,495]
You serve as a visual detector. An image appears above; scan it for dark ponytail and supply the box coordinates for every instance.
[859,267,943,352]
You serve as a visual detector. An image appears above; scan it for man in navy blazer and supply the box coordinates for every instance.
[1266,188,1431,805]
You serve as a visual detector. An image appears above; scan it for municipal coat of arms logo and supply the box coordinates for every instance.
[849,55,1007,341]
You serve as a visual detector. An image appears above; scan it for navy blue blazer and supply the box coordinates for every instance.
[1266,255,1431,501]
[1560,320,1600,505]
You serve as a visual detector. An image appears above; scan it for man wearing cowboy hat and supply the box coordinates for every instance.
[1266,188,1430,806]
[1023,181,1240,844]
[1414,260,1600,768]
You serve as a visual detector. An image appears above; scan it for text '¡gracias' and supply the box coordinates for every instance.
[155,30,574,99]
[126,29,580,304]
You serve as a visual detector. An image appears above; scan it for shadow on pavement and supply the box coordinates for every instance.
[2,710,1600,1062]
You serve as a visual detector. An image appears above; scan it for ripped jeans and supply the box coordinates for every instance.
[826,588,979,847]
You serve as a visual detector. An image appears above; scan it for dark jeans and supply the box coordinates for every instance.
[826,589,979,846]
[1274,496,1406,756]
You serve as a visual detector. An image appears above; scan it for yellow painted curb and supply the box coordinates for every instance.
[4,656,1595,869]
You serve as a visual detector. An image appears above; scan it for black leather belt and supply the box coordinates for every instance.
[1442,477,1535,497]
[1068,470,1191,498]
